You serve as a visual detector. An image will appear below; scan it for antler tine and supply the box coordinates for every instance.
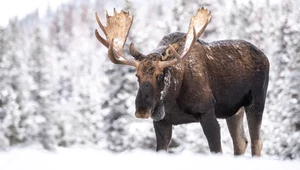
[113,8,118,15]
[158,43,182,70]
[95,29,109,48]
[95,9,138,67]
[168,44,181,62]
[158,28,196,70]
[95,12,109,48]
[108,40,137,67]
[168,8,211,61]
[95,12,107,37]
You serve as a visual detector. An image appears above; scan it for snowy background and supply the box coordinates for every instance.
[0,0,300,166]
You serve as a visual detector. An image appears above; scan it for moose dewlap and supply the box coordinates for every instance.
[94,8,269,156]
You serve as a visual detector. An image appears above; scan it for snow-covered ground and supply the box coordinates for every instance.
[0,147,299,170]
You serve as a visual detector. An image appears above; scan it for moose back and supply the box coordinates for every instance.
[94,8,269,156]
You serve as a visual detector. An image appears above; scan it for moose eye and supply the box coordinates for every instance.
[157,74,164,82]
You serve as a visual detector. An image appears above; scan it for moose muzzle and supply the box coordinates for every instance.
[135,81,154,119]
[135,109,151,119]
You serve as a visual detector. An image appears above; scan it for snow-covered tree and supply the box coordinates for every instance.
[0,0,299,160]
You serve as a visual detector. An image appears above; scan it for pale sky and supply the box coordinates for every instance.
[0,0,70,27]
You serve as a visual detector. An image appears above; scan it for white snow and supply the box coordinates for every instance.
[1,0,300,161]
[0,147,299,170]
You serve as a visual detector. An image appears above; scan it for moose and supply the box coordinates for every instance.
[94,8,269,156]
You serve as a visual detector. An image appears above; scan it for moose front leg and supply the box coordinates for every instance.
[200,110,222,153]
[153,120,172,151]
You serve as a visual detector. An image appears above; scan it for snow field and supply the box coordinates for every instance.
[0,147,299,170]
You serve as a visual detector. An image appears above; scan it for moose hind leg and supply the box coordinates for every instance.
[153,120,172,151]
[226,107,248,155]
[245,96,265,156]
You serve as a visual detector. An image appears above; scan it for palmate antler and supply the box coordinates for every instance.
[95,8,211,69]
[95,9,138,67]
[161,7,211,68]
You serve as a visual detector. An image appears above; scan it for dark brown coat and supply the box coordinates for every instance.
[135,32,269,155]
[94,8,269,156]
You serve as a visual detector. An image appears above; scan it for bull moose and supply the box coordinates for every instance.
[94,8,269,156]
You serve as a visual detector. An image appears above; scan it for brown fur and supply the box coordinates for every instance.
[95,8,269,156]
[134,32,269,156]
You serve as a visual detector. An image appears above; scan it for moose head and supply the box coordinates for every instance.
[95,8,211,120]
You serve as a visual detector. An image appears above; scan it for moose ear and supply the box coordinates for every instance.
[129,43,145,61]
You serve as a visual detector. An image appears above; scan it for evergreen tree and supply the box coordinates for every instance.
[29,27,57,149]
[0,19,33,147]
[0,26,10,148]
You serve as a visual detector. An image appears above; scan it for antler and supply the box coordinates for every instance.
[158,45,182,69]
[166,7,211,64]
[95,9,139,67]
